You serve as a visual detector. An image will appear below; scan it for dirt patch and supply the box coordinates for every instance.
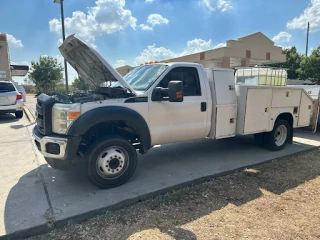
[29,148,320,240]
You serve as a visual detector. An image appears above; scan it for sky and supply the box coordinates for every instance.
[1,0,319,84]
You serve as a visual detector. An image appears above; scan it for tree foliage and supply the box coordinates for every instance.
[264,47,304,79]
[298,47,320,84]
[72,77,90,91]
[28,56,64,93]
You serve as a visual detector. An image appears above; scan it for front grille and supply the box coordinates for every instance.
[36,94,56,135]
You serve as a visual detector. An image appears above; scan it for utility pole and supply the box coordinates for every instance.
[54,0,69,94]
[306,22,310,56]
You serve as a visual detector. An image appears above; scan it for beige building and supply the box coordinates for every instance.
[0,34,12,81]
[116,32,286,76]
[0,33,29,81]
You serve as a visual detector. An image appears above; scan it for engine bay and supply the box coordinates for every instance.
[53,86,135,104]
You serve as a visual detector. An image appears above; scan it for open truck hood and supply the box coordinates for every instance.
[59,34,136,95]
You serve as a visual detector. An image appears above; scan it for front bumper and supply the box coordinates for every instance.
[32,126,82,169]
[0,99,23,114]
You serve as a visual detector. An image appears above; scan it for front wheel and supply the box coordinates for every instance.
[85,136,137,189]
[264,120,290,151]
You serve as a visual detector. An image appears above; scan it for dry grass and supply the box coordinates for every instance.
[29,148,320,240]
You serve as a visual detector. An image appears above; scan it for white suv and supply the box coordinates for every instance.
[0,81,24,118]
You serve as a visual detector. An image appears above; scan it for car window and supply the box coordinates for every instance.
[158,67,201,96]
[0,82,16,92]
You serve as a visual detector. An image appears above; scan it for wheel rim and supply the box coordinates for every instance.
[96,146,128,179]
[274,125,287,147]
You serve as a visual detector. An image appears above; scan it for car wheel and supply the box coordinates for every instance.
[85,136,137,189]
[15,111,23,119]
[264,119,290,151]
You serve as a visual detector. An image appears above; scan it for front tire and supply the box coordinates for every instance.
[264,119,290,151]
[15,111,23,119]
[85,136,137,189]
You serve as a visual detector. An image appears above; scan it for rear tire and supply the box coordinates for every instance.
[264,119,290,151]
[15,111,23,119]
[85,136,137,189]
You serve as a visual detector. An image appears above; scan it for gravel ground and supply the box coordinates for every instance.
[29,148,320,240]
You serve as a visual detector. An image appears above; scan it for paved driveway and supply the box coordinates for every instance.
[1,98,320,238]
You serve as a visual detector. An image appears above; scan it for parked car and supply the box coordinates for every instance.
[0,81,24,118]
[13,82,27,102]
[32,35,318,189]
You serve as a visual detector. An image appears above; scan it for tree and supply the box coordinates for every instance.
[298,46,320,84]
[23,78,34,86]
[72,77,90,91]
[264,47,304,79]
[28,56,64,93]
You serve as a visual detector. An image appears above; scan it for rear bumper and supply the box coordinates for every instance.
[0,100,23,113]
[32,126,82,169]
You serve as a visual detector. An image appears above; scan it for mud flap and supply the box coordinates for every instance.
[311,95,320,133]
[288,126,293,144]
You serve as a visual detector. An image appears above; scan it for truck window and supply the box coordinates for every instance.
[158,67,201,96]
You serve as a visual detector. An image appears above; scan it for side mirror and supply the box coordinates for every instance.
[168,81,183,102]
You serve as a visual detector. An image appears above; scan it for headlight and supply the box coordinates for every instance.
[52,103,81,134]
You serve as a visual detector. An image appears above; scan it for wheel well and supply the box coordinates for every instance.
[276,113,293,126]
[78,121,140,156]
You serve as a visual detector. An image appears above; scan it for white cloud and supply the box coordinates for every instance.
[57,38,63,46]
[213,42,226,49]
[140,24,153,31]
[147,14,169,26]
[11,61,29,66]
[7,34,23,48]
[134,44,176,65]
[276,45,292,50]
[49,0,137,45]
[114,60,128,68]
[272,31,292,42]
[181,38,212,55]
[287,0,320,31]
[145,0,154,2]
[139,14,169,31]
[202,0,233,12]
[134,38,212,65]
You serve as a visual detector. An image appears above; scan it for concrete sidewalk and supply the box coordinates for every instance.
[1,101,319,239]
[0,114,50,239]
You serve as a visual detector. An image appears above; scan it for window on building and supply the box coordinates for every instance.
[158,67,201,96]
[246,50,251,58]
[266,52,271,60]
[200,52,205,61]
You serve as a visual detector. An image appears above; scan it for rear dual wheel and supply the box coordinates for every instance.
[85,136,137,189]
[254,119,290,151]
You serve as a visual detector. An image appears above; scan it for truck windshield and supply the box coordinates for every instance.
[113,65,167,91]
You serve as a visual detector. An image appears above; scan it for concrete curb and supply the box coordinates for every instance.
[1,145,318,240]
[23,105,35,123]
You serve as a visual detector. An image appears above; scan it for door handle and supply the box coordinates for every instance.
[201,102,207,112]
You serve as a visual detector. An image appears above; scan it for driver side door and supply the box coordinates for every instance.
[148,66,209,145]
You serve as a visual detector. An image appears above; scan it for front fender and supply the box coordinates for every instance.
[67,106,151,153]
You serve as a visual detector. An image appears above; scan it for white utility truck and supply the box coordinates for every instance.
[33,35,318,188]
